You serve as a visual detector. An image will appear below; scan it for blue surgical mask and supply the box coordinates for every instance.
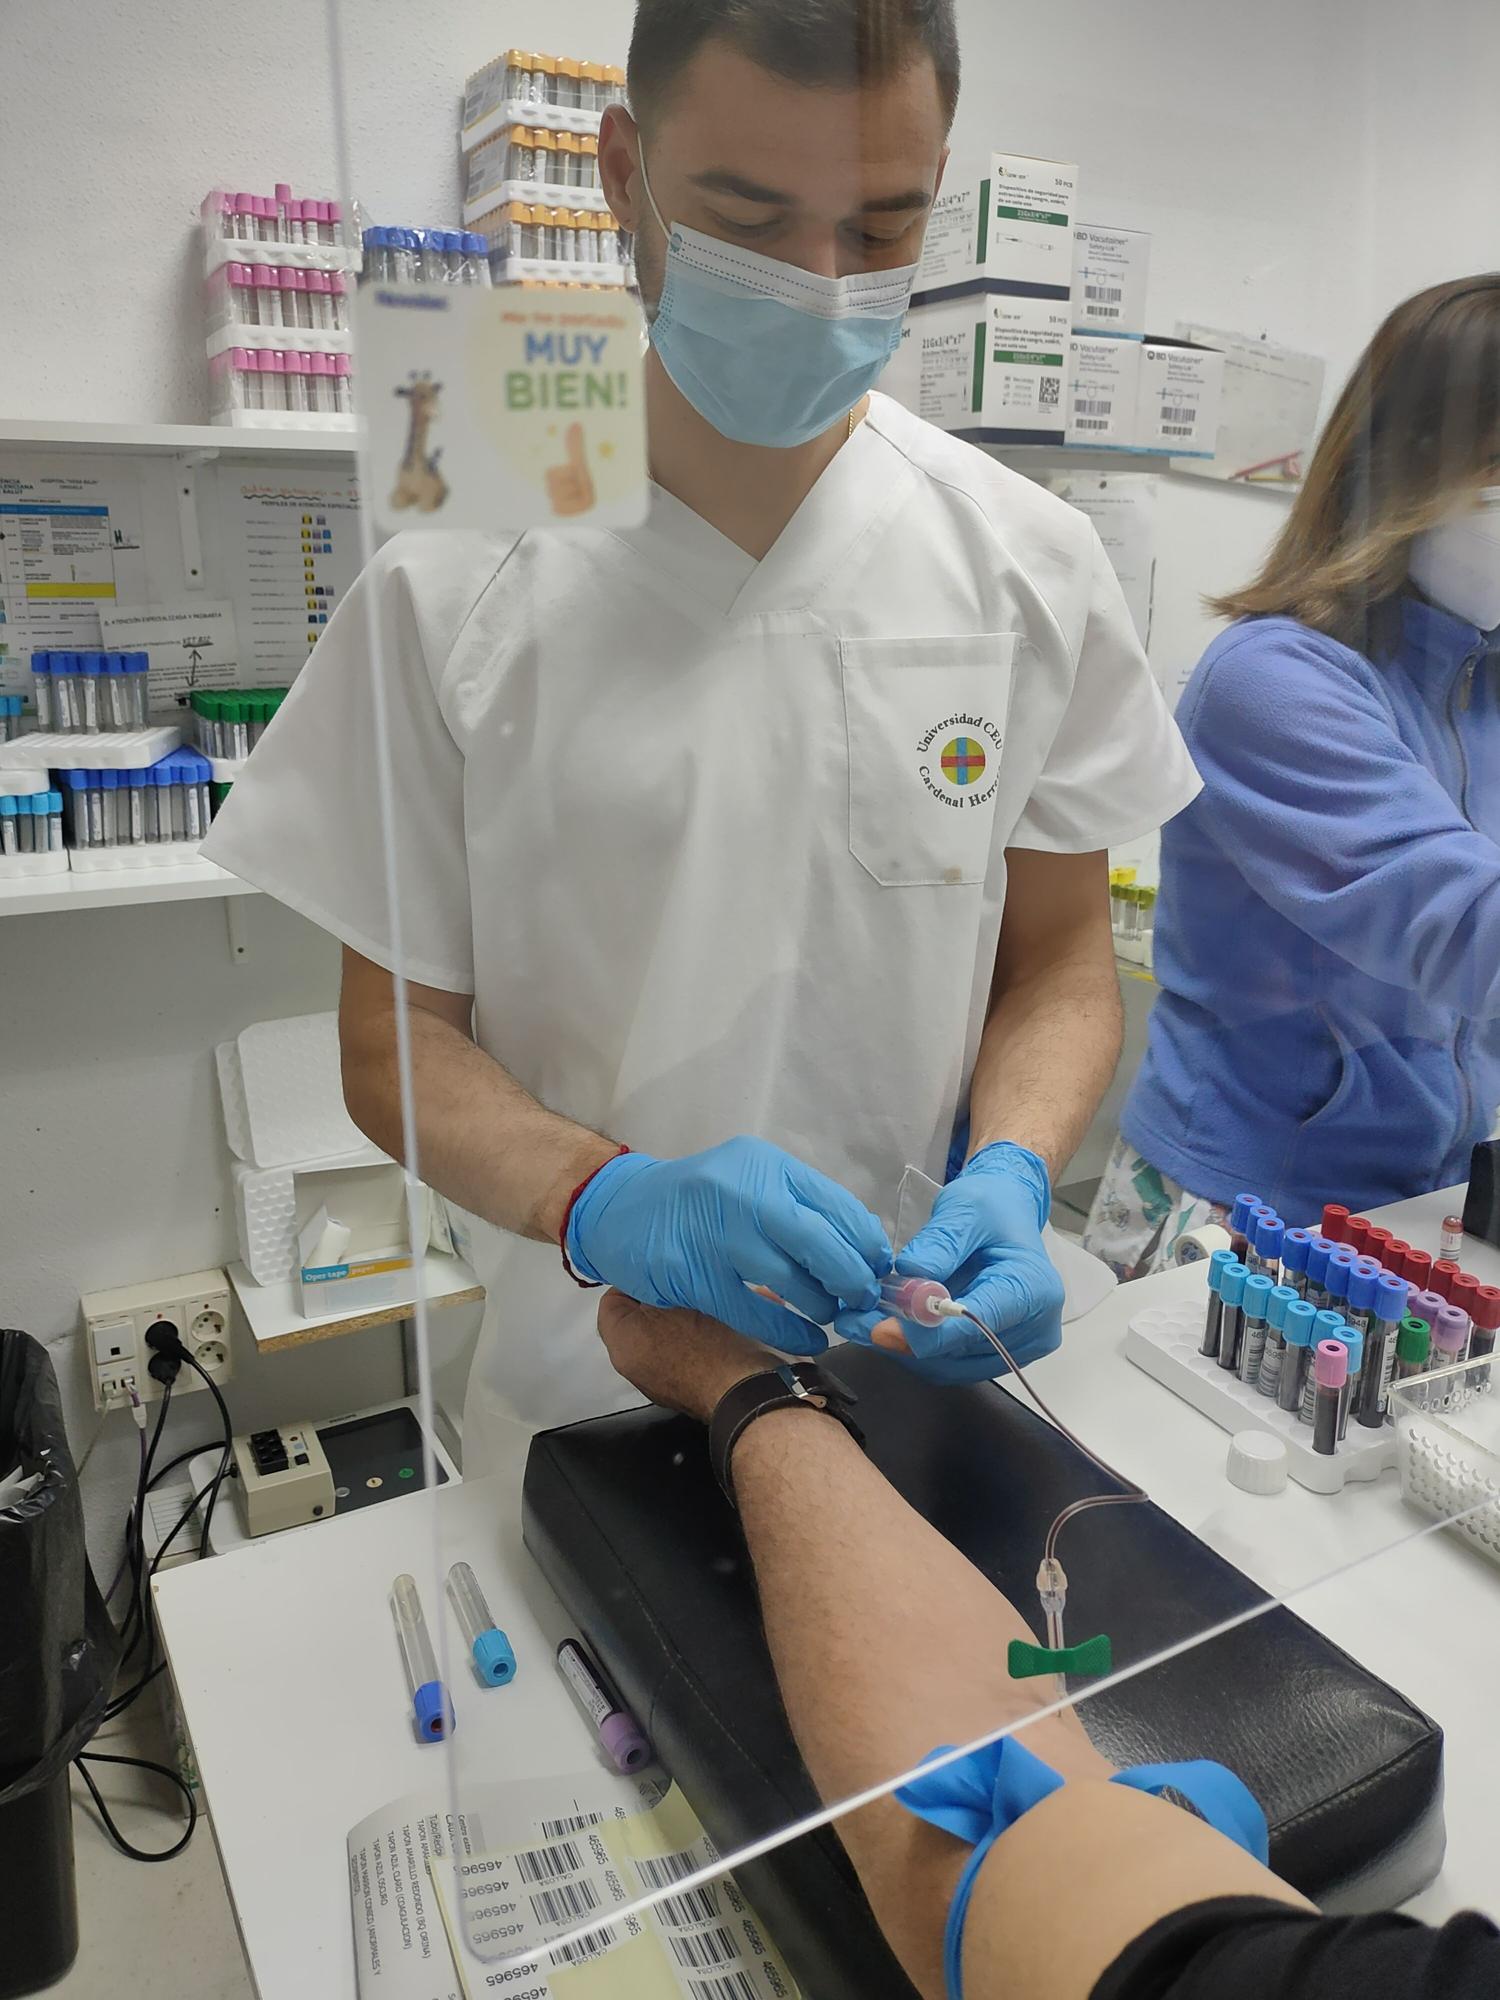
[640,156,919,448]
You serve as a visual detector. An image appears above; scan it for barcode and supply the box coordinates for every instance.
[1089,304,1122,317]
[1074,418,1110,431]
[513,1839,583,1883]
[668,1927,741,1971]
[687,1975,759,2000]
[654,1887,724,1928]
[1085,283,1122,301]
[1074,398,1112,415]
[541,1814,603,1839]
[530,1879,600,1927]
[548,1923,618,1967]
[1161,405,1198,424]
[1162,422,1195,436]
[634,1849,698,1888]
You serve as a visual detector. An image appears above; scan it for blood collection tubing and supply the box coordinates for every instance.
[878,1274,1148,1657]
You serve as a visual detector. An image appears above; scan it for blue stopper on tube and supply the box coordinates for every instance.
[1281,1227,1313,1275]
[1284,1299,1317,1350]
[473,1630,518,1686]
[1306,1236,1334,1289]
[1267,1284,1298,1332]
[1254,1215,1285,1263]
[1229,1192,1260,1235]
[1207,1248,1234,1296]
[1220,1262,1249,1310]
[1348,1266,1380,1315]
[1375,1273,1408,1325]
[412,1679,455,1740]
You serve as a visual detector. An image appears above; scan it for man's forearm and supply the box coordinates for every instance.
[967,949,1123,1180]
[732,1404,1113,1997]
[341,993,618,1242]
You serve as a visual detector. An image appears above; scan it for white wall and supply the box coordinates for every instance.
[2,0,1497,1550]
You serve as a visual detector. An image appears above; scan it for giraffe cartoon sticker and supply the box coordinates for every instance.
[357,285,647,535]
[389,373,449,515]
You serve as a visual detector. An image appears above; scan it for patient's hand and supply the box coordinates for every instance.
[597,1291,772,1423]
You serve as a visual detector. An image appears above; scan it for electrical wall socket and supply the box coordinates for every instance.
[81,1267,233,1413]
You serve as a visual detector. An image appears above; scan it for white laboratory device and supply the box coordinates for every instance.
[231,1423,336,1536]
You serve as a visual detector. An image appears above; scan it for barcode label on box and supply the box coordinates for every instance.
[513,1838,584,1883]
[1075,398,1112,415]
[1085,284,1123,302]
[529,1879,600,1927]
[541,1813,604,1839]
[1161,405,1198,424]
[668,1927,741,1971]
[1088,304,1121,317]
[1074,418,1110,431]
[1039,376,1061,407]
[634,1849,698,1887]
[1162,422,1195,436]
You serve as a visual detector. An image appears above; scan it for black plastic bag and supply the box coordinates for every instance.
[1,1329,121,1996]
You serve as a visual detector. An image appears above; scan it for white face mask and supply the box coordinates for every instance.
[1408,487,1500,633]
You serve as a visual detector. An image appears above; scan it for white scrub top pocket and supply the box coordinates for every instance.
[841,634,1018,887]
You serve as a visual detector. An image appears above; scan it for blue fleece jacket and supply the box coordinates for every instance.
[1123,600,1500,1220]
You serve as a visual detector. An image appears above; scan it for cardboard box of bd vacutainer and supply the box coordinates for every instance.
[1071,224,1151,339]
[883,291,1071,445]
[1136,338,1225,456]
[916,153,1078,301]
[1065,335,1142,448]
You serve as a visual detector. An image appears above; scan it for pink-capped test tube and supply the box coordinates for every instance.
[234,263,258,324]
[327,199,345,248]
[294,268,315,329]
[317,200,335,247]
[259,349,285,414]
[203,189,234,238]
[332,353,353,414]
[232,191,256,240]
[275,182,292,241]
[328,270,348,331]
[255,264,282,327]
[241,348,263,412]
[309,352,333,415]
[259,195,278,242]
[307,270,332,331]
[284,352,309,415]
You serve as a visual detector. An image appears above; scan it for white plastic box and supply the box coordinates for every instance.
[1136,338,1225,457]
[917,153,1077,300]
[1071,225,1151,340]
[1065,335,1142,449]
[892,291,1070,444]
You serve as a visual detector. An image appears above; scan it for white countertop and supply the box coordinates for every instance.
[154,1184,1500,1997]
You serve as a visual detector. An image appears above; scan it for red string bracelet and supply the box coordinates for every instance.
[559,1144,631,1287]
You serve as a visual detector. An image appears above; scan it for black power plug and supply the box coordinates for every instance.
[145,1320,186,1388]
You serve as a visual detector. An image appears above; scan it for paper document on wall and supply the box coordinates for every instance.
[1045,471,1158,650]
[0,459,146,692]
[1171,326,1326,486]
[348,1772,801,2000]
[219,468,363,681]
[99,600,240,706]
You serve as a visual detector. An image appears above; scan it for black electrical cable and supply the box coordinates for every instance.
[117,1384,174,1670]
[174,1347,233,1559]
[73,1750,198,1863]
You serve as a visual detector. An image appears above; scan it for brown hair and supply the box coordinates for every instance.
[1211,275,1500,653]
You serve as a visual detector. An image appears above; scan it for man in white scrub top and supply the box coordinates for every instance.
[205,0,1199,1472]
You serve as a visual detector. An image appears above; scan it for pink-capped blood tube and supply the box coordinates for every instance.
[878,1275,955,1328]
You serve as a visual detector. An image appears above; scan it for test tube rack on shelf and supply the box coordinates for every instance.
[0,772,66,879]
[1123,1285,1400,1495]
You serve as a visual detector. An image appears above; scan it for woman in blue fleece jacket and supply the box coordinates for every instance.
[1085,275,1500,1276]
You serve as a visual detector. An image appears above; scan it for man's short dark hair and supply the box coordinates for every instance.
[628,0,960,130]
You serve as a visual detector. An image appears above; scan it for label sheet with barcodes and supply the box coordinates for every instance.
[347,1771,799,2000]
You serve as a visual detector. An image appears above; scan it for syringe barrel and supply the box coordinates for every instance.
[878,1276,953,1327]
[392,1573,440,1695]
[446,1560,494,1649]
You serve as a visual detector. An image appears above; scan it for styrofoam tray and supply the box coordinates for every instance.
[0,849,68,879]
[209,757,248,783]
[1125,1294,1399,1495]
[205,323,353,360]
[462,97,603,152]
[0,769,49,795]
[69,842,204,871]
[203,236,362,279]
[462,179,611,225]
[484,256,628,286]
[210,410,361,433]
[0,727,182,771]
[235,1012,381,1168]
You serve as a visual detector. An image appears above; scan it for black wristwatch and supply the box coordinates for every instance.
[708,1362,864,1505]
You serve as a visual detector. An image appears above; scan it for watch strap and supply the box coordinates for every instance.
[708,1362,864,1505]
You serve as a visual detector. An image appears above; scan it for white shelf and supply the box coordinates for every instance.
[0,856,258,915]
[0,417,362,458]
[229,1251,485,1351]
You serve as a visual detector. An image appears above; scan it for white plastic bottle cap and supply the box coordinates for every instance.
[1226,1430,1289,1496]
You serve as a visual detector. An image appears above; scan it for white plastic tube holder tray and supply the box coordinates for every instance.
[210,410,361,432]
[463,180,612,225]
[205,323,353,360]
[0,850,68,880]
[1124,1291,1399,1495]
[204,237,362,279]
[0,728,182,771]
[462,98,604,152]
[489,257,628,287]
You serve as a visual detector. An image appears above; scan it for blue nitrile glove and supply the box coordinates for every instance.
[835,1142,1063,1383]
[567,1137,891,1356]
